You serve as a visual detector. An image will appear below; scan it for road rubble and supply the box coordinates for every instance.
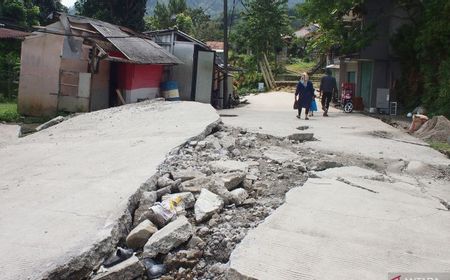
[89,122,450,280]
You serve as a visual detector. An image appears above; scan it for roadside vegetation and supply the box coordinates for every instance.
[429,141,450,158]
[285,58,316,74]
[0,102,19,122]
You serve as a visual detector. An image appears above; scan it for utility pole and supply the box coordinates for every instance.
[223,0,229,108]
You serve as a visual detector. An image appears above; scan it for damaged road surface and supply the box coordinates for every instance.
[223,92,450,279]
[0,100,219,280]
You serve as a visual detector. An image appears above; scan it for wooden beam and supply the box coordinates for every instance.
[259,60,271,90]
[263,54,276,88]
[116,89,126,105]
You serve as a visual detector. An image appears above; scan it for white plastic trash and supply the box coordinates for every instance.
[258,83,264,92]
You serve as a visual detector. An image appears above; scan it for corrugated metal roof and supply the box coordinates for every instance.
[0,28,30,39]
[145,29,211,51]
[63,14,181,65]
[91,22,181,65]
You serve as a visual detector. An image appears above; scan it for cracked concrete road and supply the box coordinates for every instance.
[223,92,450,279]
[222,92,449,165]
[0,101,219,280]
[0,123,19,149]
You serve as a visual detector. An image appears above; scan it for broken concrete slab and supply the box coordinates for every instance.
[263,146,300,164]
[206,181,235,205]
[230,188,249,206]
[157,175,174,189]
[133,191,158,227]
[92,255,144,280]
[143,216,194,258]
[216,172,246,191]
[228,177,450,279]
[220,136,236,151]
[209,160,250,173]
[0,100,219,280]
[162,192,196,209]
[171,169,206,182]
[179,177,215,193]
[126,220,158,250]
[195,189,225,223]
[35,116,65,131]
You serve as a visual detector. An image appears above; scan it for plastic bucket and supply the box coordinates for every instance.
[161,81,180,101]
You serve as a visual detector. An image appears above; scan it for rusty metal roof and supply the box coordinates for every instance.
[64,14,181,65]
[0,28,30,39]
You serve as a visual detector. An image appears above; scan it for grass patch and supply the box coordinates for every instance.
[0,102,19,122]
[285,58,316,74]
[428,141,450,157]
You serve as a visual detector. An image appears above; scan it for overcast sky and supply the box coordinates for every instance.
[61,0,76,7]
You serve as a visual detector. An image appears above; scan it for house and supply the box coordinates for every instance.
[327,0,407,112]
[18,13,181,117]
[293,24,319,39]
[145,29,233,108]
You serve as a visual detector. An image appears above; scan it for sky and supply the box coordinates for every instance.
[61,0,76,8]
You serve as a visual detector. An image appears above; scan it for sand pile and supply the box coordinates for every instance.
[414,115,450,143]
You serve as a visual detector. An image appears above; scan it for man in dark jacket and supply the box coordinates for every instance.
[319,69,338,117]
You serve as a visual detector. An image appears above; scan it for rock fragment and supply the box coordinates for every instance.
[216,172,246,190]
[230,188,249,205]
[179,177,215,193]
[171,168,205,182]
[144,216,194,258]
[126,220,158,250]
[209,160,250,173]
[133,191,157,227]
[195,189,224,222]
[92,256,144,280]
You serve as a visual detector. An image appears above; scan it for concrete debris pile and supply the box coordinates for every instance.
[90,125,335,280]
[414,115,450,143]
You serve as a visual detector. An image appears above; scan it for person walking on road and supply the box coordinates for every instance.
[295,72,315,120]
[319,69,338,117]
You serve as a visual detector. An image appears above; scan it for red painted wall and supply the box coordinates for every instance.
[117,63,163,90]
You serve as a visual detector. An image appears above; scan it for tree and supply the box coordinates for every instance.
[0,0,40,27]
[145,0,195,34]
[74,0,147,31]
[0,0,40,100]
[391,0,450,117]
[297,0,375,56]
[233,0,291,56]
[32,0,68,25]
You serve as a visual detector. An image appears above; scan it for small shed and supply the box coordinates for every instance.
[145,29,219,106]
[18,13,181,117]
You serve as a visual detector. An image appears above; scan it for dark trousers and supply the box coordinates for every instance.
[321,92,332,111]
[298,106,309,117]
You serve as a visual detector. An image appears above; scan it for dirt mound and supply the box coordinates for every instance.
[414,115,450,142]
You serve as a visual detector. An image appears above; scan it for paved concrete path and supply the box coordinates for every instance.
[222,92,450,165]
[229,168,450,280]
[0,101,219,280]
[224,92,450,279]
[0,123,19,149]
